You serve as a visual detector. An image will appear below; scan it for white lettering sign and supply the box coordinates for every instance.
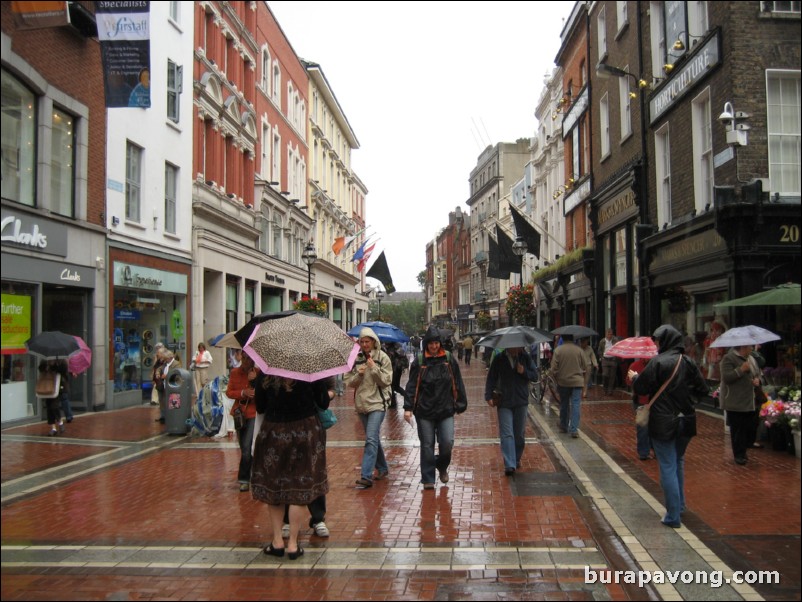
[60,268,82,282]
[1,216,48,249]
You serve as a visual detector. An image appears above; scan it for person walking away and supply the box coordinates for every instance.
[344,327,393,489]
[191,342,213,397]
[462,334,474,366]
[38,359,67,436]
[404,325,468,490]
[627,357,652,460]
[580,338,598,399]
[720,345,762,465]
[597,328,620,394]
[551,334,587,438]
[631,325,708,528]
[484,347,538,475]
[226,353,259,491]
[251,376,330,560]
[386,342,409,409]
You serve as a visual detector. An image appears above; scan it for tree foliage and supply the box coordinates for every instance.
[369,299,426,337]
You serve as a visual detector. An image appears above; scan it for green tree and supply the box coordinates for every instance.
[373,299,426,338]
[416,270,426,290]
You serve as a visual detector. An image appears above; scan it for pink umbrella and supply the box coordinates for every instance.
[605,336,658,359]
[68,335,92,375]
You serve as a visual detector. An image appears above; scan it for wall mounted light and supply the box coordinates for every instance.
[596,62,651,94]
[672,31,704,52]
[719,101,750,146]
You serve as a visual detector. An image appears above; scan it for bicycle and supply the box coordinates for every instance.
[530,369,558,405]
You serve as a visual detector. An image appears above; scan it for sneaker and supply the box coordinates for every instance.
[312,521,330,537]
[281,523,290,539]
[438,469,449,483]
[558,425,568,433]
[374,470,389,481]
[239,482,249,492]
[504,467,515,476]
[58,422,65,434]
[355,477,373,489]
[571,432,579,438]
[48,428,58,437]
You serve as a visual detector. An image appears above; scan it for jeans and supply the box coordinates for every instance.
[558,386,582,433]
[60,391,73,421]
[358,411,388,480]
[237,417,255,483]
[633,403,652,458]
[651,435,691,525]
[497,405,528,470]
[416,416,454,484]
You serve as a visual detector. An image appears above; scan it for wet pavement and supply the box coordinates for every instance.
[2,359,800,601]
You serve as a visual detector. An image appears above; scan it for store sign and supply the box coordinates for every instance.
[1,293,32,354]
[598,188,638,228]
[114,262,187,294]
[650,229,725,270]
[1,208,68,256]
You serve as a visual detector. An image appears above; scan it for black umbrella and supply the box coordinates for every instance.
[551,325,598,338]
[26,331,80,359]
[477,325,552,350]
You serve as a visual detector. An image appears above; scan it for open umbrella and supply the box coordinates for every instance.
[347,321,409,343]
[551,325,597,338]
[605,336,658,359]
[233,309,301,348]
[25,331,80,360]
[715,283,800,308]
[477,325,552,350]
[242,311,359,382]
[209,331,242,349]
[709,325,781,348]
[67,335,92,375]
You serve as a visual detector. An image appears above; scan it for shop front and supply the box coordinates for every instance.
[109,251,190,409]
[2,207,101,424]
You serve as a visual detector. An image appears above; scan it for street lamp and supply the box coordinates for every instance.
[512,235,528,285]
[301,241,317,298]
[479,288,488,310]
[376,288,385,321]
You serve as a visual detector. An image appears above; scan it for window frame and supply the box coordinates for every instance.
[655,123,672,226]
[691,87,713,213]
[766,69,801,197]
[125,141,143,222]
[164,162,177,234]
[600,92,611,158]
[1,70,37,206]
[167,59,182,123]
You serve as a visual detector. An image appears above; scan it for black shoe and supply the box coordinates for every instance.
[263,543,285,557]
[287,547,304,560]
[504,468,515,476]
[735,457,747,465]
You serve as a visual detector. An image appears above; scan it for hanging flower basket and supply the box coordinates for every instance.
[293,297,328,316]
[664,286,691,313]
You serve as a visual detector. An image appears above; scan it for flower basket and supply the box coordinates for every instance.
[293,297,328,316]
[664,286,691,313]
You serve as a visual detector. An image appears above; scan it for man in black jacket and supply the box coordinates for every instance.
[631,325,708,528]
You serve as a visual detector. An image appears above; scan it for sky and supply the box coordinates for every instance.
[268,1,576,292]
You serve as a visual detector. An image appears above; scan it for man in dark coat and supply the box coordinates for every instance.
[631,325,708,528]
[404,325,467,490]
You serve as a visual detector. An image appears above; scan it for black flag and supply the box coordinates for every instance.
[496,225,520,274]
[509,204,541,259]
[365,251,396,294]
[486,234,509,279]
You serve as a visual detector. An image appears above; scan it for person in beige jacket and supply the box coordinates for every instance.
[343,327,393,489]
[550,334,588,437]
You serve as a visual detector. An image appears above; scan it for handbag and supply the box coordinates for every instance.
[36,371,61,398]
[232,400,248,430]
[318,407,337,429]
[635,356,682,428]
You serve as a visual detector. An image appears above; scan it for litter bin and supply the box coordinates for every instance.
[165,367,193,435]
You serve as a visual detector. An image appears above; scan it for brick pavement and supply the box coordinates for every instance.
[1,358,799,600]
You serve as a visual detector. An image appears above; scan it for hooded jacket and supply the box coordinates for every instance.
[404,325,468,420]
[632,325,708,441]
[343,327,393,414]
[485,349,538,408]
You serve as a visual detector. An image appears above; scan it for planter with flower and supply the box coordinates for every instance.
[664,286,691,313]
[760,387,800,454]
[293,297,328,317]
[476,310,493,331]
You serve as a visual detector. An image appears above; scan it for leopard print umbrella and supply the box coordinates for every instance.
[243,312,359,382]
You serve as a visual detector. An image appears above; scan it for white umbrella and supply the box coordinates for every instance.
[708,325,781,348]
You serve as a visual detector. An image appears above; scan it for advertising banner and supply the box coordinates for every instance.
[1,293,32,354]
[96,1,151,108]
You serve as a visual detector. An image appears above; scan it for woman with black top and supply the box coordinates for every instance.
[251,375,331,560]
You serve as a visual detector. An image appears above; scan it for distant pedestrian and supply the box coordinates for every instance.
[226,353,259,492]
[597,328,620,394]
[631,325,708,529]
[191,342,213,397]
[550,334,587,437]
[579,338,598,399]
[38,359,67,436]
[485,347,538,475]
[720,345,761,465]
[462,334,474,366]
[404,325,467,490]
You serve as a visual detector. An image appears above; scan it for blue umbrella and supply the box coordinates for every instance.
[347,321,409,343]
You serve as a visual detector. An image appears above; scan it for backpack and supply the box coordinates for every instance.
[413,351,466,414]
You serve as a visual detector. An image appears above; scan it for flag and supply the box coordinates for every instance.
[487,234,511,280]
[365,251,397,294]
[509,204,541,259]
[356,244,376,272]
[332,236,348,256]
[496,225,520,274]
[351,240,369,262]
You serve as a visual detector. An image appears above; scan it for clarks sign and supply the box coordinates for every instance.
[0,209,68,256]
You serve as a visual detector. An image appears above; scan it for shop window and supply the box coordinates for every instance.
[245,284,255,324]
[1,70,36,206]
[50,108,75,217]
[226,281,238,332]
[1,285,38,422]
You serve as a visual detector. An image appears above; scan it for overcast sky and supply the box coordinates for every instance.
[268,1,576,292]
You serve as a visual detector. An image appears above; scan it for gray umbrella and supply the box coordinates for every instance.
[708,325,781,348]
[477,325,552,350]
[551,325,598,338]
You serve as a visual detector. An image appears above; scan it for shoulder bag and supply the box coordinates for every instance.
[635,356,682,428]
[36,371,61,398]
[318,407,337,429]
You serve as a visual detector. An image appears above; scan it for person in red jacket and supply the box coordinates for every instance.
[226,353,260,492]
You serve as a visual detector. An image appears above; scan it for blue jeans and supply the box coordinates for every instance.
[558,386,582,433]
[497,405,528,470]
[416,416,454,484]
[237,417,255,483]
[60,391,73,421]
[358,411,388,480]
[636,423,652,458]
[651,435,691,525]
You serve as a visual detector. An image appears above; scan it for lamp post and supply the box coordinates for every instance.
[301,242,317,298]
[512,235,528,286]
[376,288,385,321]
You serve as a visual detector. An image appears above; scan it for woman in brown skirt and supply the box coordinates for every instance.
[251,375,331,560]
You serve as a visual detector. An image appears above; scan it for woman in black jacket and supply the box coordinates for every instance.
[631,325,708,528]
